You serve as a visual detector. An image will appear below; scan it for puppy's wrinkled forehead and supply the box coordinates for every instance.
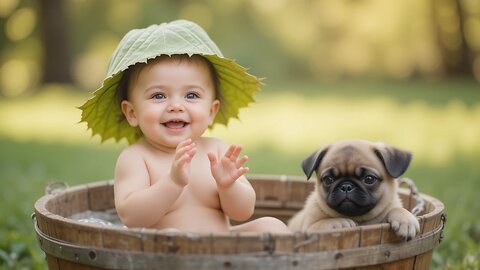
[322,145,380,173]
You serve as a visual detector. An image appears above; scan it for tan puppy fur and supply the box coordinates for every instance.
[288,140,420,240]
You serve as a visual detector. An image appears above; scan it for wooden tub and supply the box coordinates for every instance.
[34,175,445,270]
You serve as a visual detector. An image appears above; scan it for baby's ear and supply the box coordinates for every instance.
[209,100,221,125]
[121,100,139,127]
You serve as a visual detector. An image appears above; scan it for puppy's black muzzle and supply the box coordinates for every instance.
[339,182,355,193]
[327,180,377,217]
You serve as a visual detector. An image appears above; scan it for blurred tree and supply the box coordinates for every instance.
[432,0,474,77]
[38,0,73,84]
[2,0,478,92]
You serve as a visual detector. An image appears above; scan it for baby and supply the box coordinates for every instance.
[80,20,289,233]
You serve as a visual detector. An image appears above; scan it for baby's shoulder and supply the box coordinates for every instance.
[198,137,228,151]
[117,142,150,161]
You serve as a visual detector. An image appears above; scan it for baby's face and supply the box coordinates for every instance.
[121,56,220,149]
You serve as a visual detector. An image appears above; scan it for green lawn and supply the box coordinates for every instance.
[1,79,479,269]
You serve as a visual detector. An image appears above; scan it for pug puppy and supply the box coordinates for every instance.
[288,140,420,240]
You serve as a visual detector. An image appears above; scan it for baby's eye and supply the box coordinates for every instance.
[152,93,166,100]
[185,92,199,99]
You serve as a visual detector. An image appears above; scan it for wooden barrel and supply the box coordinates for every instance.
[34,175,445,270]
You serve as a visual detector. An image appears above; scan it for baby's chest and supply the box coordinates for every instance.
[147,155,220,207]
[184,168,219,205]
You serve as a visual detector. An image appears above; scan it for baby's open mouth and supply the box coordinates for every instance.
[162,120,189,129]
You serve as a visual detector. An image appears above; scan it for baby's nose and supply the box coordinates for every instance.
[167,101,185,112]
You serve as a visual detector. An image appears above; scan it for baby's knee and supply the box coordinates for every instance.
[258,217,289,233]
[159,228,181,233]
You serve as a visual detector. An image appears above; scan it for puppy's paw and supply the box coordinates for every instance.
[387,208,420,241]
[308,218,357,231]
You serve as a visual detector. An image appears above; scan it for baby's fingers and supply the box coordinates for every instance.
[230,145,243,161]
[207,152,217,165]
[224,144,244,162]
[240,166,249,175]
[175,140,195,160]
[177,138,192,148]
[176,148,196,166]
[223,145,235,159]
[236,155,248,169]
[235,166,250,178]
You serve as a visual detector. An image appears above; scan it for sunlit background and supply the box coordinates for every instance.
[2,0,480,95]
[1,0,479,164]
[1,0,480,269]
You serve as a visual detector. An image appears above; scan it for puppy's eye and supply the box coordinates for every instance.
[322,176,335,186]
[363,175,377,185]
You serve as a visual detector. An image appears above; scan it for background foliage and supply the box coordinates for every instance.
[0,0,479,269]
[1,0,480,96]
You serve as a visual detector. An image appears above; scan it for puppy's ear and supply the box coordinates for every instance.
[302,147,329,180]
[374,144,412,178]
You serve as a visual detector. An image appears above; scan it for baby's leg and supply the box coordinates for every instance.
[230,217,290,234]
[158,228,181,233]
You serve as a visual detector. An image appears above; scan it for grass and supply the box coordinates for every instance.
[1,79,479,269]
[0,140,122,269]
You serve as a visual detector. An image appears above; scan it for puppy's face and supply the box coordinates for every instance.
[302,140,412,219]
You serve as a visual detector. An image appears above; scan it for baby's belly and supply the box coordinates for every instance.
[154,206,229,232]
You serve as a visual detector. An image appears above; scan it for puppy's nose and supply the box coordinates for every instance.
[339,182,355,193]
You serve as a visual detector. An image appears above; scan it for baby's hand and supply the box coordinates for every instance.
[170,138,196,187]
[208,145,249,188]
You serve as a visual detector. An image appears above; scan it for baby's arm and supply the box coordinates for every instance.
[114,140,196,228]
[208,144,256,221]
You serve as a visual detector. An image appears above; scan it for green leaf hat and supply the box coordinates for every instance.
[79,20,261,144]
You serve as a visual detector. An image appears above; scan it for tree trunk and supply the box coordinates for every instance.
[38,0,73,84]
[432,0,473,77]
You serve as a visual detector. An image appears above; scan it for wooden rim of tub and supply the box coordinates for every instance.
[33,175,445,270]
